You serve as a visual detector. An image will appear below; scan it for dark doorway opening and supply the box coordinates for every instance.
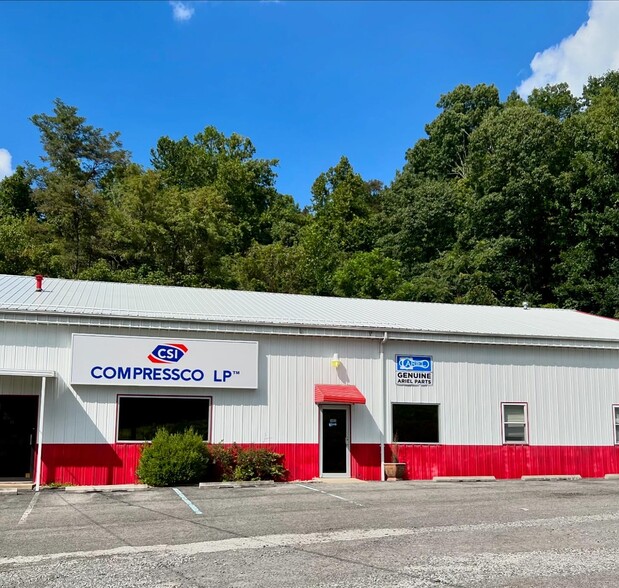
[0,395,38,480]
[321,407,348,475]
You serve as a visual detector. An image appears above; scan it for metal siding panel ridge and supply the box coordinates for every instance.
[314,384,366,404]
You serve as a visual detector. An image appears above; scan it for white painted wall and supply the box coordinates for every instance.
[0,323,383,444]
[385,341,619,446]
[0,321,618,446]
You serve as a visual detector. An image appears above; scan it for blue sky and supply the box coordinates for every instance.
[1,1,615,207]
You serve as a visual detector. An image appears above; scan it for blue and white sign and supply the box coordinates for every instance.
[71,334,258,389]
[396,355,433,386]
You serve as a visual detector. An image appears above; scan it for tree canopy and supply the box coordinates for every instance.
[2,74,619,318]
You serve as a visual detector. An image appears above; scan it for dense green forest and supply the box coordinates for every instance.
[2,73,619,317]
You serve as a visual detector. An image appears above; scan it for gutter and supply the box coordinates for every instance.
[1,310,619,350]
[380,331,388,482]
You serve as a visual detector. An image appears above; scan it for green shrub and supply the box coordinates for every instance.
[136,428,208,487]
[206,442,239,481]
[204,444,287,482]
[233,447,286,481]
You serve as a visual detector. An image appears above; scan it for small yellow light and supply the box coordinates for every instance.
[331,353,341,368]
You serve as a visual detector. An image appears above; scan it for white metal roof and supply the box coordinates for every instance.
[0,274,618,342]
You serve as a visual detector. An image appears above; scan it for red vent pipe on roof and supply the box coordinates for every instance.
[35,274,43,292]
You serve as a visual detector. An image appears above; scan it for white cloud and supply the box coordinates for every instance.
[0,149,13,180]
[170,1,195,22]
[518,0,619,97]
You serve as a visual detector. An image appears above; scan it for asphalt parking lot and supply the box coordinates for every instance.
[1,479,619,587]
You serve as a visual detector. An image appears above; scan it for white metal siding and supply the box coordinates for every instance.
[0,322,383,445]
[1,320,618,447]
[385,342,619,446]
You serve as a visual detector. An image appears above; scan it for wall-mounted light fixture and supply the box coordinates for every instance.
[330,353,341,368]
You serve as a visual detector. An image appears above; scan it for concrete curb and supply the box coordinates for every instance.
[0,488,18,495]
[309,478,368,484]
[199,480,275,489]
[604,474,619,480]
[64,484,149,493]
[433,476,496,482]
[521,475,582,481]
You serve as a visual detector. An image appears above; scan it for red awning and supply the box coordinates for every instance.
[314,384,366,405]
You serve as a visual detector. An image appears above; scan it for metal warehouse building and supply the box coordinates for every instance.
[1,273,619,490]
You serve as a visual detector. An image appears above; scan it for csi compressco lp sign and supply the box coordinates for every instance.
[396,354,433,386]
[71,334,258,389]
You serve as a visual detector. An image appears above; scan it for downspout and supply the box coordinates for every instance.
[380,331,388,481]
[35,376,46,492]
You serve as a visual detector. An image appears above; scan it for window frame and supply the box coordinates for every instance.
[391,402,440,445]
[613,405,619,445]
[501,402,529,445]
[115,394,213,443]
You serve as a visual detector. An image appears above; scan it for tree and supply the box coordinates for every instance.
[0,215,54,276]
[459,101,567,304]
[379,177,459,275]
[405,84,500,180]
[582,71,619,106]
[97,167,240,287]
[332,250,403,299]
[151,126,279,249]
[298,157,380,295]
[527,83,581,120]
[232,242,309,293]
[258,193,308,246]
[0,166,37,217]
[30,99,129,275]
[553,87,619,316]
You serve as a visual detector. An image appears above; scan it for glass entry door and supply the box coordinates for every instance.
[320,406,350,477]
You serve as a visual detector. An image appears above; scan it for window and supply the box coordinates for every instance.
[392,403,439,443]
[614,406,619,445]
[502,403,528,444]
[117,396,210,442]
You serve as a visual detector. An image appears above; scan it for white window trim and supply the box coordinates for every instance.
[502,402,528,445]
[613,405,619,445]
[115,394,212,443]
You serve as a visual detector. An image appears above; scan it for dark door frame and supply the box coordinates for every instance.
[319,404,350,477]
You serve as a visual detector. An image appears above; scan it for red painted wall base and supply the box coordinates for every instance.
[38,443,619,485]
[39,443,321,486]
[386,444,619,480]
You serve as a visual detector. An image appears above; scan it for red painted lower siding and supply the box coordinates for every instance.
[351,443,382,481]
[390,445,619,480]
[39,443,619,485]
[40,444,143,486]
[39,443,319,486]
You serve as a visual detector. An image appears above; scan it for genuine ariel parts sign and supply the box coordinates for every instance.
[71,334,258,388]
[396,355,433,386]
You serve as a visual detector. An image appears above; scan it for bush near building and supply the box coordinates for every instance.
[137,432,287,486]
[206,443,287,482]
[136,428,209,487]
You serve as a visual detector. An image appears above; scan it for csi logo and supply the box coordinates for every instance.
[147,344,189,364]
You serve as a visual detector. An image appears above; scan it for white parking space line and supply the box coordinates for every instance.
[17,493,39,526]
[172,487,203,515]
[296,483,364,507]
